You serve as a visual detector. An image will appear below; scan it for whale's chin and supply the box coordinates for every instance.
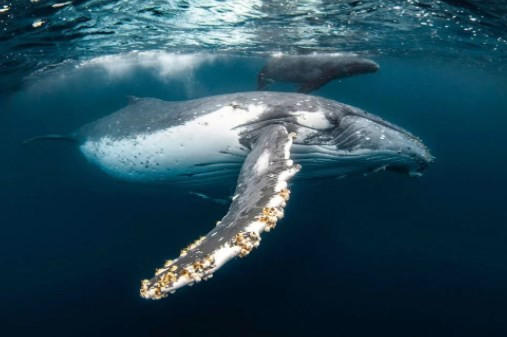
[385,160,429,177]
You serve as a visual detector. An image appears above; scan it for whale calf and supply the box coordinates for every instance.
[257,54,380,93]
[28,92,432,299]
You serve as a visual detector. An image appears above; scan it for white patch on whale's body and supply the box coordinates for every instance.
[80,104,268,182]
[254,150,270,174]
[293,109,333,139]
[296,109,331,130]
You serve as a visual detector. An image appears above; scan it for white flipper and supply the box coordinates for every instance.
[140,125,300,299]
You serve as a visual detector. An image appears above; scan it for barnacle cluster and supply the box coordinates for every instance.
[257,206,285,232]
[140,253,217,300]
[233,231,261,257]
[278,188,290,201]
[180,236,205,257]
[177,253,216,283]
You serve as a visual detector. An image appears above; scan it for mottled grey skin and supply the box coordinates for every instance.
[77,93,409,146]
[75,96,212,141]
[74,92,341,142]
[257,54,380,93]
[74,92,431,180]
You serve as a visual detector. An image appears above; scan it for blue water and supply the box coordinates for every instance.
[1,1,507,336]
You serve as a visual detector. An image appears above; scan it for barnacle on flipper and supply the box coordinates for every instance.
[278,188,290,201]
[257,205,285,232]
[180,236,205,257]
[160,271,177,285]
[178,267,191,279]
[140,251,218,300]
[140,278,165,300]
[233,231,261,258]
[140,279,150,297]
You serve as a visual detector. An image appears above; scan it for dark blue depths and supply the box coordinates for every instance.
[0,56,506,337]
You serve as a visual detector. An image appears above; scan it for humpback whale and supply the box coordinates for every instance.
[257,54,380,93]
[28,92,432,299]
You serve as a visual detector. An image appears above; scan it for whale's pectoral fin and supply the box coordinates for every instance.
[297,78,330,94]
[140,125,301,299]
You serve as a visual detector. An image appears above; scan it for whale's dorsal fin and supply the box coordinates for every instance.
[126,95,141,105]
[140,124,301,299]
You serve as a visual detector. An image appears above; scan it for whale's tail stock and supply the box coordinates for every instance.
[22,134,76,145]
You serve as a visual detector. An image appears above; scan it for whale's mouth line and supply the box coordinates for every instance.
[292,148,427,178]
[292,144,431,175]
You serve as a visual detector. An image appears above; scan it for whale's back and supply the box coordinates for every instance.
[76,97,200,142]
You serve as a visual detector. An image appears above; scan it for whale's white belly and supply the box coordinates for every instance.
[80,105,259,183]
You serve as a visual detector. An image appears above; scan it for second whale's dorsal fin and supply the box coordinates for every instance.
[140,124,301,299]
[126,95,141,105]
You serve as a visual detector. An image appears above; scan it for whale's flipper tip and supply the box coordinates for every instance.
[22,134,76,146]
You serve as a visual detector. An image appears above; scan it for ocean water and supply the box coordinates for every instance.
[1,1,507,336]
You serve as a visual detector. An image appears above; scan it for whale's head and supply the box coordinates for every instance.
[292,100,433,178]
[333,57,380,77]
[332,104,432,177]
